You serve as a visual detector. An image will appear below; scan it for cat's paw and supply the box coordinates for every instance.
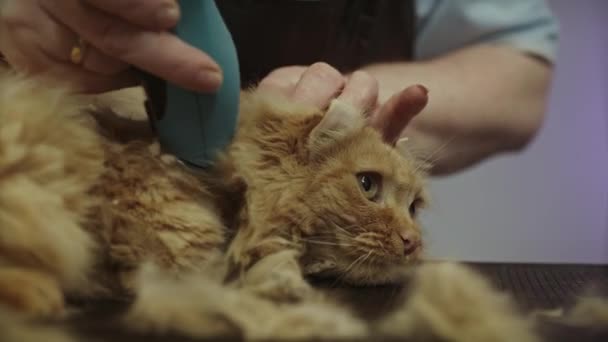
[241,250,315,302]
[0,268,64,319]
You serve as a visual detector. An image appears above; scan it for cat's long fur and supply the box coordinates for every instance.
[0,71,101,313]
[0,68,605,341]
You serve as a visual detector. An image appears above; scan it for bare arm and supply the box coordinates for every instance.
[364,44,553,176]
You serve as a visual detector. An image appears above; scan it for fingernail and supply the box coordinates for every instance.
[157,2,180,28]
[197,70,223,92]
[416,84,429,95]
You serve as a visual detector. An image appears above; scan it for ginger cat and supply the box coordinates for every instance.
[0,67,427,315]
[5,68,594,342]
[219,91,429,290]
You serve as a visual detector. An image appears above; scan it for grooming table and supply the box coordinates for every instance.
[68,263,608,341]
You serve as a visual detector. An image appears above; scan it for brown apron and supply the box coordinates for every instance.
[216,0,416,88]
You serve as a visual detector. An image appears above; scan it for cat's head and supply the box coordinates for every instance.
[299,100,429,285]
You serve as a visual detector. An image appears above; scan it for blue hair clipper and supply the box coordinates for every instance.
[140,0,240,168]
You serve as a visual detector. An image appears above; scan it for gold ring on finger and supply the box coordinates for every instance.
[70,37,87,65]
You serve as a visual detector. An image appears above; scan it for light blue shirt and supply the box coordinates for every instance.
[415,0,559,63]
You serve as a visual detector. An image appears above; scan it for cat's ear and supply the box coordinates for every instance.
[395,137,411,159]
[308,99,365,151]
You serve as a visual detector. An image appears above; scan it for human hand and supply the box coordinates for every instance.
[0,0,222,93]
[258,63,428,144]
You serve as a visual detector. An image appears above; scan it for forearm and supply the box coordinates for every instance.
[363,44,553,175]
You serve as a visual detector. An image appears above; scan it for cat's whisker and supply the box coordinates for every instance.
[353,239,382,250]
[354,225,386,250]
[299,238,353,247]
[344,254,365,274]
[353,222,371,234]
[305,231,351,242]
[329,251,368,287]
[374,242,390,255]
[325,220,358,237]
[332,249,374,287]
[307,231,343,237]
[414,135,458,173]
[358,253,377,284]
[355,231,384,240]
[363,250,373,263]
[354,250,374,275]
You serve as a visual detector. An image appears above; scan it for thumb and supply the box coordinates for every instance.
[370,85,429,145]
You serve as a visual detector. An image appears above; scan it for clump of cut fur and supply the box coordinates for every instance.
[562,296,608,326]
[125,261,368,340]
[376,262,540,342]
[0,307,76,342]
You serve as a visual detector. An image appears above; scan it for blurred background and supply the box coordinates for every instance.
[423,0,608,264]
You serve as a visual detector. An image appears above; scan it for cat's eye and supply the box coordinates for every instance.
[409,198,423,217]
[356,172,382,201]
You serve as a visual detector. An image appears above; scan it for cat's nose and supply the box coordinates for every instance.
[400,231,420,255]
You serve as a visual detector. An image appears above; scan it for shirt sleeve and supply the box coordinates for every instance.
[414,0,560,63]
